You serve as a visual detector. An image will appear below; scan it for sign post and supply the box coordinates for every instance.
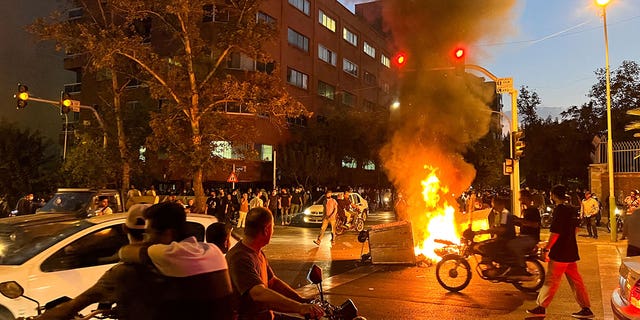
[227,166,238,190]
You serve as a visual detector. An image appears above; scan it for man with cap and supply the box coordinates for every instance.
[36,204,150,319]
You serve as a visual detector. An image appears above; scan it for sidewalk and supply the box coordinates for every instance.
[296,227,627,319]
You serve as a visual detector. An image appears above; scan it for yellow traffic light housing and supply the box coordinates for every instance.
[15,84,29,109]
[60,92,72,114]
[512,130,525,159]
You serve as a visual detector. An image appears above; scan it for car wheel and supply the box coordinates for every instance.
[0,306,15,320]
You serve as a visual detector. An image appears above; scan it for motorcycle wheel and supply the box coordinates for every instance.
[336,220,346,235]
[435,255,471,292]
[355,219,365,232]
[361,210,368,222]
[540,215,552,229]
[512,259,545,292]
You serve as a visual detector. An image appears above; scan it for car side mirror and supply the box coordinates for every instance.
[307,264,323,284]
[0,281,24,299]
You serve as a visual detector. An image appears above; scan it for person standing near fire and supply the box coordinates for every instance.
[313,190,338,246]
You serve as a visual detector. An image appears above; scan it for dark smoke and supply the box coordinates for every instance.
[379,0,517,227]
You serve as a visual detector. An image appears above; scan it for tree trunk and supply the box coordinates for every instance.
[112,74,130,204]
[193,167,206,213]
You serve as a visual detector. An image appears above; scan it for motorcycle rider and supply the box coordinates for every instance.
[507,189,540,278]
[226,207,324,319]
[34,204,151,319]
[474,196,524,279]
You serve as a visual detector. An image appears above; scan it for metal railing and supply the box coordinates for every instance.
[595,138,640,172]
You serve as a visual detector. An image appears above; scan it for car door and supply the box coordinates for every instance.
[26,221,127,310]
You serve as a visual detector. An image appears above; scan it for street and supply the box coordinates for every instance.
[260,211,624,319]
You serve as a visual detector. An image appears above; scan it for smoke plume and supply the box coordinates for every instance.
[379,1,517,228]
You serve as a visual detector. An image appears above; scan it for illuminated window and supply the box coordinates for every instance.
[318,81,335,100]
[381,54,391,68]
[342,157,357,169]
[319,10,336,32]
[343,59,358,77]
[318,44,337,66]
[343,28,358,46]
[261,145,273,161]
[363,160,376,171]
[364,42,376,58]
[288,28,309,52]
[289,0,310,15]
[287,68,308,89]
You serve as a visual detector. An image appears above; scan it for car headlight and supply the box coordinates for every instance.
[304,208,311,215]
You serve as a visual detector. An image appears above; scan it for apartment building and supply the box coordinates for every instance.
[62,0,399,186]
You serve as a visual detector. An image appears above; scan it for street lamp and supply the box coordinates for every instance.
[596,0,617,242]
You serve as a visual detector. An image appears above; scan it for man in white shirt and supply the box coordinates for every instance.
[580,191,599,239]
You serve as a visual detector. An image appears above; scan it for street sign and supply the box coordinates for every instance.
[68,100,81,112]
[496,77,513,94]
[503,158,513,175]
[227,171,238,183]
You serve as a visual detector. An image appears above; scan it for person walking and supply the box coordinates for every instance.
[280,188,292,225]
[580,191,599,239]
[313,190,338,246]
[527,185,594,319]
[237,193,250,229]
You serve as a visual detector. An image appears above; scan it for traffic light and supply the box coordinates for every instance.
[393,52,407,68]
[453,47,465,76]
[15,84,29,109]
[60,92,72,114]
[512,130,525,159]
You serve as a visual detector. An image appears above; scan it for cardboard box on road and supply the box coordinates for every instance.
[369,220,416,265]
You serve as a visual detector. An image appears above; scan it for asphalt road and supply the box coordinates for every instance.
[257,211,624,319]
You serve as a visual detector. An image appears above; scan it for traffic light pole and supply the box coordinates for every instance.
[464,64,521,217]
[18,96,107,150]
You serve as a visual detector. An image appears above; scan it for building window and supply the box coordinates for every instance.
[211,141,235,159]
[68,7,83,20]
[261,145,273,161]
[287,68,308,89]
[318,10,336,32]
[381,81,390,94]
[343,28,358,46]
[318,44,337,66]
[226,52,255,70]
[343,59,358,77]
[288,28,309,52]
[363,160,376,171]
[256,61,275,74]
[381,54,391,68]
[363,100,375,111]
[288,0,310,15]
[364,42,376,58]
[342,156,357,169]
[318,81,335,100]
[204,4,230,22]
[363,71,376,85]
[342,91,355,107]
[257,11,276,26]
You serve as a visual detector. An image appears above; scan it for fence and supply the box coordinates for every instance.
[595,138,640,173]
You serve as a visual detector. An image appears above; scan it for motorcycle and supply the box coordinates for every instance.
[0,281,112,320]
[540,205,553,229]
[335,208,365,235]
[434,228,546,293]
[304,264,366,320]
[606,207,624,233]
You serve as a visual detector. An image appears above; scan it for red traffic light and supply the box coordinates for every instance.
[454,48,465,59]
[393,52,407,67]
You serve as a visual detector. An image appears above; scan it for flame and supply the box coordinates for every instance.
[413,166,460,261]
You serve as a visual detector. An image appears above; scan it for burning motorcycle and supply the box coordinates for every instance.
[335,209,365,235]
[434,228,546,293]
[0,281,112,320]
[304,264,366,320]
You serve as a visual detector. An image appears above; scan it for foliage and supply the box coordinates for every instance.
[0,119,62,207]
[517,86,541,128]
[60,133,120,188]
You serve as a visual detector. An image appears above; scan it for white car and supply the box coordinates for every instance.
[0,213,220,320]
[611,256,640,319]
[292,192,369,225]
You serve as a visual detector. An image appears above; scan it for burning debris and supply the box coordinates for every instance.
[377,0,517,261]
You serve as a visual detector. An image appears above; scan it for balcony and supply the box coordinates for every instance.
[64,83,82,94]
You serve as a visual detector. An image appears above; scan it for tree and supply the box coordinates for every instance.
[517,85,541,128]
[32,0,306,211]
[0,119,62,207]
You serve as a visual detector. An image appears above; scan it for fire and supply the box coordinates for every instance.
[413,166,461,261]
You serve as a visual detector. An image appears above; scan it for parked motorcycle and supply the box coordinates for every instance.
[335,209,365,235]
[434,228,546,293]
[305,265,366,320]
[0,281,112,320]
[606,207,624,233]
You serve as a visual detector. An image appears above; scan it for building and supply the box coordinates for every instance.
[61,0,399,188]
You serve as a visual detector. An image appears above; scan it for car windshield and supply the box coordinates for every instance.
[38,192,94,214]
[0,220,93,265]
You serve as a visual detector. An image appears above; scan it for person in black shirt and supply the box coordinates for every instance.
[527,185,593,319]
[507,190,540,278]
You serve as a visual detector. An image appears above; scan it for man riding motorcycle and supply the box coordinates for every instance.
[474,196,531,280]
